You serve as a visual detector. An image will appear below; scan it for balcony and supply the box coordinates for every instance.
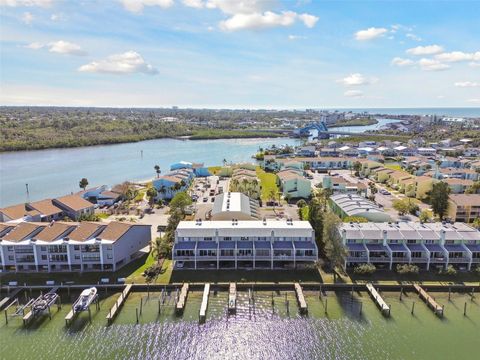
[173,255,195,261]
[430,257,447,263]
[15,256,35,263]
[410,257,429,263]
[347,256,368,262]
[448,257,471,264]
[368,255,391,263]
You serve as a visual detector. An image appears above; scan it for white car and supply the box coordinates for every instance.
[176,261,184,269]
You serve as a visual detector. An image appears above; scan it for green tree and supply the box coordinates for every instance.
[352,161,362,176]
[308,198,324,254]
[154,165,161,178]
[169,191,192,214]
[419,209,432,223]
[79,178,89,191]
[146,187,158,208]
[465,181,480,194]
[429,181,450,220]
[343,216,368,223]
[323,212,347,272]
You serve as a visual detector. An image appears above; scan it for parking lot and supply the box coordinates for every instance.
[190,175,230,220]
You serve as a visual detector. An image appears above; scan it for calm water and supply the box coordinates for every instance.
[0,137,299,207]
[1,289,478,359]
[322,107,480,117]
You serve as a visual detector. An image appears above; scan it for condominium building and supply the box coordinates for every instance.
[340,221,480,270]
[330,193,392,222]
[0,221,151,272]
[448,194,480,223]
[172,219,317,269]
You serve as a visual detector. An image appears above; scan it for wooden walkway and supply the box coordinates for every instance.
[294,283,308,315]
[414,284,444,316]
[106,284,133,325]
[366,283,390,316]
[0,287,23,310]
[199,283,210,323]
[175,283,189,315]
[228,283,236,314]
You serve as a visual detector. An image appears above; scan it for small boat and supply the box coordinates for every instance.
[74,287,97,312]
[32,293,57,314]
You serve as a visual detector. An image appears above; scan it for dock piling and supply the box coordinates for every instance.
[136,308,139,324]
[140,298,143,315]
[411,301,415,315]
[464,301,467,316]
[400,287,403,301]
[325,298,328,314]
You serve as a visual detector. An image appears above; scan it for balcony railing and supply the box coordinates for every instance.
[448,257,471,263]
[430,257,447,263]
[410,257,429,263]
[347,256,368,262]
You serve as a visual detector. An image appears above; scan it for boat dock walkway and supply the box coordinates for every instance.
[366,283,390,316]
[0,287,23,310]
[294,283,308,315]
[414,284,444,316]
[106,284,133,325]
[175,283,189,315]
[228,283,236,314]
[199,283,210,323]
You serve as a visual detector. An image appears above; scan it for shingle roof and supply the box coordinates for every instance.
[54,195,94,212]
[33,222,77,242]
[98,221,144,242]
[0,204,39,220]
[449,194,480,207]
[1,222,46,242]
[66,222,106,241]
[28,199,63,217]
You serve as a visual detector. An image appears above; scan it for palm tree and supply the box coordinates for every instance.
[146,187,158,208]
[154,165,161,178]
[79,178,89,191]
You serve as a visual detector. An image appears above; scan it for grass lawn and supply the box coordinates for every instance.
[385,164,403,171]
[256,166,279,201]
[170,268,321,284]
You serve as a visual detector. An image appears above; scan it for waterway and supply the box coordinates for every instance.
[1,289,478,359]
[0,137,300,207]
[0,118,401,207]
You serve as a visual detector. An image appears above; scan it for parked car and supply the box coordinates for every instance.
[203,197,208,202]
[176,261,184,269]
[380,190,391,195]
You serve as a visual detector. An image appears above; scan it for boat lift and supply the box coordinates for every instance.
[65,287,100,326]
[23,288,61,326]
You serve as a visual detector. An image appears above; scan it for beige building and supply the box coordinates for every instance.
[448,194,480,223]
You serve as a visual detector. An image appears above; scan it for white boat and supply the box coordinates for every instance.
[74,287,97,312]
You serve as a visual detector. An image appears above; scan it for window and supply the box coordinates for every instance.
[74,245,80,251]
[75,255,80,260]
[107,254,113,259]
[7,246,13,251]
[8,256,14,261]
[223,237,232,241]
[40,246,47,251]
[107,245,113,251]
[41,255,47,260]
[240,236,249,241]
[204,237,213,241]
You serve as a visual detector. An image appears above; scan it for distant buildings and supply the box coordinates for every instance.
[0,221,151,272]
[277,169,311,199]
[172,219,317,269]
[152,168,194,200]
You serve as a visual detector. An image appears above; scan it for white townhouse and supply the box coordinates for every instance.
[340,221,480,271]
[172,219,318,270]
[0,221,151,273]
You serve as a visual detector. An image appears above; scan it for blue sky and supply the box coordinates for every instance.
[0,0,479,108]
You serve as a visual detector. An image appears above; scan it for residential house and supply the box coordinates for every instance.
[448,194,480,223]
[53,195,95,220]
[277,169,311,199]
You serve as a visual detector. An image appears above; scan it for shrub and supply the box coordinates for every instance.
[396,264,419,274]
[354,263,376,275]
[475,265,480,274]
[440,265,457,276]
[143,263,163,282]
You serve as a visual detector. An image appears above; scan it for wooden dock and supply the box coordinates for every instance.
[366,283,390,316]
[414,284,444,316]
[294,283,308,315]
[228,283,236,314]
[0,287,23,310]
[199,283,210,323]
[175,283,189,315]
[106,284,133,325]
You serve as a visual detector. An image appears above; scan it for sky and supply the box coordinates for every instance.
[0,0,479,109]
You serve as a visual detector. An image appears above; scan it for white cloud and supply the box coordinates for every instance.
[182,0,204,8]
[219,11,317,31]
[454,81,479,88]
[467,98,480,103]
[48,40,87,56]
[25,40,87,56]
[338,73,375,86]
[121,0,174,13]
[391,57,414,67]
[78,51,158,75]
[205,0,270,14]
[470,62,480,68]
[406,45,444,56]
[288,34,306,41]
[354,27,388,41]
[418,58,450,71]
[24,41,43,49]
[21,11,33,24]
[435,51,480,63]
[344,90,364,98]
[406,33,422,41]
[0,0,52,7]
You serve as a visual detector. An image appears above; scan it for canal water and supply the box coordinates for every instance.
[0,137,299,207]
[1,289,478,359]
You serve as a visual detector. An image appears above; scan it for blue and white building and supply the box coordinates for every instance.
[341,222,480,270]
[172,219,318,269]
